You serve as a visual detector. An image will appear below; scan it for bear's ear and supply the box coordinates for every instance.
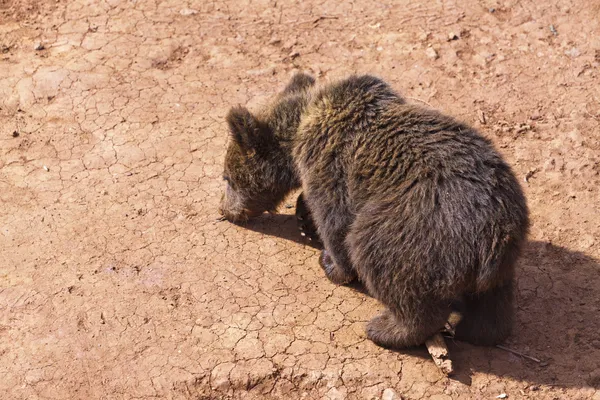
[226,106,271,155]
[282,72,315,94]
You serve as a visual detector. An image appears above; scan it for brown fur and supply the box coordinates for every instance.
[220,73,529,348]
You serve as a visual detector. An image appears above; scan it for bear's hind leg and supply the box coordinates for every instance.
[454,281,514,346]
[367,300,451,349]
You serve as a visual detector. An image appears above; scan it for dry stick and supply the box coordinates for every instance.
[428,313,542,373]
[407,96,434,109]
[425,333,453,375]
[496,345,541,363]
[425,311,463,375]
[313,15,339,23]
[289,15,339,25]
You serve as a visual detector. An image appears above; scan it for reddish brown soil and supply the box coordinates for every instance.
[1,0,599,399]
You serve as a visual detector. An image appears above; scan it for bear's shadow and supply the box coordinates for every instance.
[242,212,323,249]
[242,213,600,390]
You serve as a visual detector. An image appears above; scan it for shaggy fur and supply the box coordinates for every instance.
[220,73,529,347]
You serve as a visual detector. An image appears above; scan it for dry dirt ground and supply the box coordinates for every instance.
[1,0,599,399]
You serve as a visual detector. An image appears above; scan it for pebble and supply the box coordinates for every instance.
[179,8,199,16]
[34,42,45,51]
[382,388,400,400]
[426,47,439,59]
[565,47,580,58]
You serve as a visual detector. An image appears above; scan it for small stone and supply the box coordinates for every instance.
[12,130,19,137]
[34,42,45,51]
[565,47,580,58]
[496,394,508,399]
[489,7,496,12]
[43,165,49,172]
[326,387,346,400]
[448,32,459,41]
[426,47,438,59]
[529,385,539,391]
[179,8,198,16]
[382,388,400,400]
[579,234,595,249]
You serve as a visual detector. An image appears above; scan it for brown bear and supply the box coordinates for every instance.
[219,73,529,348]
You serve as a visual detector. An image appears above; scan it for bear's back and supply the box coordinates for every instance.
[293,75,528,294]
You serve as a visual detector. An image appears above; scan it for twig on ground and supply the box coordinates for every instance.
[426,311,463,374]
[313,15,339,23]
[407,97,434,108]
[426,333,454,375]
[290,15,339,25]
[496,344,541,363]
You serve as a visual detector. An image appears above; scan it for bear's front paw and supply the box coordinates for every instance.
[319,250,356,285]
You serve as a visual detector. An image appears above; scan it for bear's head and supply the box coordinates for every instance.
[219,73,315,222]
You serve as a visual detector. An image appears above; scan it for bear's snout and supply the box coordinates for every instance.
[219,189,264,223]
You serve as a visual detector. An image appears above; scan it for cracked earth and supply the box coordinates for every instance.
[1,0,599,399]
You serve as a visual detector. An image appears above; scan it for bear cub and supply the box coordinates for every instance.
[219,73,529,348]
